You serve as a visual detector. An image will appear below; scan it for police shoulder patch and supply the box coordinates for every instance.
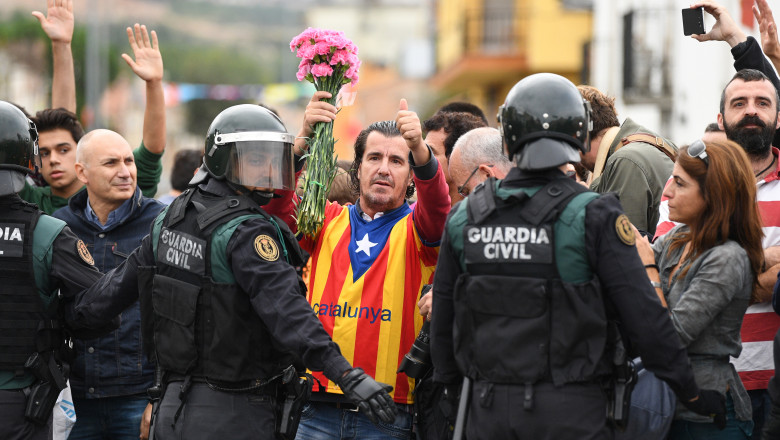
[615,214,635,246]
[254,235,279,261]
[76,239,95,265]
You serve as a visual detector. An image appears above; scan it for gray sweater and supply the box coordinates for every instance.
[653,226,753,422]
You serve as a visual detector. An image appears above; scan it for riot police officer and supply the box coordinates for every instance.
[68,104,397,439]
[429,74,726,439]
[0,101,112,440]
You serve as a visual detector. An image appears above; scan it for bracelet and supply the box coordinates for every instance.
[650,280,662,289]
[644,263,659,271]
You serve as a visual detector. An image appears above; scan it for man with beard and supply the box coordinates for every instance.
[656,68,780,438]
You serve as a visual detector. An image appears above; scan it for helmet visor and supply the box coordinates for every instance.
[225,141,295,191]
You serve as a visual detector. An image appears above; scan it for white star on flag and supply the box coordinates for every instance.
[355,233,378,256]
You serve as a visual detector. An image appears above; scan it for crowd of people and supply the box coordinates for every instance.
[6,0,780,439]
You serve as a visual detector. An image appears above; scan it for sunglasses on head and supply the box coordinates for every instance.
[687,139,708,167]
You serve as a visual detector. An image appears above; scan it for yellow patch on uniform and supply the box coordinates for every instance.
[254,235,279,261]
[76,239,95,265]
[615,214,635,246]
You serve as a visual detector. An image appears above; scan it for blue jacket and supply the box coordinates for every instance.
[54,187,164,398]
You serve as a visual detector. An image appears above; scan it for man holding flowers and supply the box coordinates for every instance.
[287,91,450,439]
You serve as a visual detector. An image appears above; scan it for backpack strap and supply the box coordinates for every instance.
[619,133,677,162]
[466,177,500,224]
[166,188,196,228]
[519,177,590,226]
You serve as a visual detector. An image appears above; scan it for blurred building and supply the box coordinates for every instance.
[590,0,750,144]
[0,41,50,113]
[433,0,593,125]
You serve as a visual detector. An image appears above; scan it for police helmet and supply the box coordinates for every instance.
[0,101,39,196]
[204,104,295,191]
[498,73,592,170]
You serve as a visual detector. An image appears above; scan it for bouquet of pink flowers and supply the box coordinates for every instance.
[291,28,360,237]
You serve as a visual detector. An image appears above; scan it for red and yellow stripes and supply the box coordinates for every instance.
[303,203,437,403]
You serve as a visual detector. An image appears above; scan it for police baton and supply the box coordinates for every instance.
[147,364,164,440]
[452,376,471,440]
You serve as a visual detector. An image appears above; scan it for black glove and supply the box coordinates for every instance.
[337,368,397,424]
[681,389,726,430]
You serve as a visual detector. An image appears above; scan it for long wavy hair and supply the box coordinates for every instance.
[668,140,764,300]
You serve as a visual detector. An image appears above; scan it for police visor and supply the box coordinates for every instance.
[218,131,295,191]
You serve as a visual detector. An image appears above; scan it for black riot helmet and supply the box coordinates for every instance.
[204,104,295,191]
[0,100,39,175]
[0,101,39,196]
[498,73,592,170]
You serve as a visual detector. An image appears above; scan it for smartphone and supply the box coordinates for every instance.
[682,7,706,36]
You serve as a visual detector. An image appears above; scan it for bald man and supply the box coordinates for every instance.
[447,127,513,199]
[52,129,165,440]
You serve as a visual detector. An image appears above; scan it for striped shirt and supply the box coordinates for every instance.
[655,147,780,390]
[299,167,449,404]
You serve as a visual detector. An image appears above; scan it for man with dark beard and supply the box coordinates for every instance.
[656,68,780,439]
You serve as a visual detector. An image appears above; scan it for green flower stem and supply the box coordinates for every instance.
[296,68,345,237]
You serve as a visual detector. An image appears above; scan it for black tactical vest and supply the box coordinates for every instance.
[138,187,304,383]
[454,176,611,386]
[0,199,48,375]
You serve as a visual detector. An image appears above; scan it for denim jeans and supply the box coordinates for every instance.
[295,401,413,440]
[669,394,754,440]
[748,389,772,439]
[67,395,148,440]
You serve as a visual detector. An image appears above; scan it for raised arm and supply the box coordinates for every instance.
[267,91,338,233]
[122,23,165,155]
[755,0,780,76]
[33,0,76,112]
[690,0,780,91]
[396,98,450,243]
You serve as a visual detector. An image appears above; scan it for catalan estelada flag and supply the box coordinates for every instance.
[300,201,439,404]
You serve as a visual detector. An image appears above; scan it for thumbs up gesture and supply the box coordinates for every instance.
[395,99,427,156]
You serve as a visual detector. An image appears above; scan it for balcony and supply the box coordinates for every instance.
[434,3,529,91]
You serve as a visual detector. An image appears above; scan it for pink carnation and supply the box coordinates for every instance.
[290,27,317,51]
[296,61,312,81]
[297,42,316,61]
[314,42,332,56]
[329,49,351,66]
[344,62,360,85]
[322,32,348,49]
[291,27,359,85]
[311,63,334,78]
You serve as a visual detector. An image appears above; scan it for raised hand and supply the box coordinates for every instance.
[32,0,74,44]
[395,99,426,153]
[295,91,338,155]
[754,0,780,64]
[121,24,163,83]
[689,1,747,47]
[300,91,338,138]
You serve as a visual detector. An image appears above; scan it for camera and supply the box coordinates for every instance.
[398,285,432,379]
[682,7,706,36]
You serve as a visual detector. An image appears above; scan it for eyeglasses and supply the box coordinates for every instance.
[457,164,493,197]
[687,139,709,167]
